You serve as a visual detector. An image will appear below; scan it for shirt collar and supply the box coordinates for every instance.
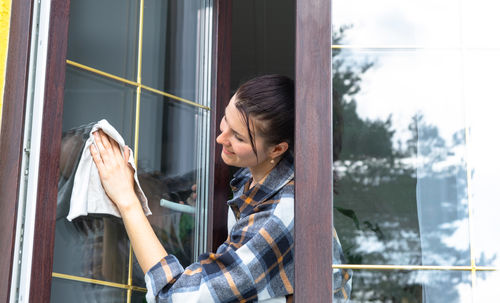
[227,151,294,215]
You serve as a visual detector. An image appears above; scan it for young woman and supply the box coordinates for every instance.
[89,75,351,302]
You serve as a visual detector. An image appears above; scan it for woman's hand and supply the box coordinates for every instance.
[89,130,138,212]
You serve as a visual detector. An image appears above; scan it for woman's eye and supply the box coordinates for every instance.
[235,136,244,142]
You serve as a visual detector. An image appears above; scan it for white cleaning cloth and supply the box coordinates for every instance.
[67,119,151,221]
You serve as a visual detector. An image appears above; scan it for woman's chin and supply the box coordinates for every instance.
[220,152,232,165]
[221,152,244,168]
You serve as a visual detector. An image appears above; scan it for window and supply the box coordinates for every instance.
[331,0,500,301]
[31,0,211,302]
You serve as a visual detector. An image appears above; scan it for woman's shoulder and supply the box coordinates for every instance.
[277,178,294,196]
[271,181,294,226]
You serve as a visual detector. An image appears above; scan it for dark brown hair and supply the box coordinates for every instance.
[234,74,295,159]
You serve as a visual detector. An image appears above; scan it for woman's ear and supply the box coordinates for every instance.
[268,142,289,160]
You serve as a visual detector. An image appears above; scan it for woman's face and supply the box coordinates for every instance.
[216,96,271,169]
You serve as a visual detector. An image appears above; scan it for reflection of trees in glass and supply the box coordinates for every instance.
[351,270,470,303]
[332,28,471,302]
[406,113,445,160]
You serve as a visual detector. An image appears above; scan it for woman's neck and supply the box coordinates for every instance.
[249,156,280,187]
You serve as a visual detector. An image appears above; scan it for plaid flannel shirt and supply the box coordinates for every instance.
[145,152,352,302]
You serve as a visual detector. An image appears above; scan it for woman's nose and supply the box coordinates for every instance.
[216,130,226,145]
[216,127,230,145]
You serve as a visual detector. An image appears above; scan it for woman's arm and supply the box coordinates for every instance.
[117,196,168,274]
[90,131,296,302]
[90,130,167,273]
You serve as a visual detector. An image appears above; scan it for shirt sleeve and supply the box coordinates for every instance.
[145,197,295,303]
[333,228,352,302]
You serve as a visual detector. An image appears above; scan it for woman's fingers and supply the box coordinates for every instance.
[103,131,129,163]
[89,130,137,206]
[92,131,134,176]
[93,131,105,155]
[109,134,124,161]
[123,145,130,163]
[94,130,120,167]
[97,130,114,160]
[90,144,105,171]
[98,129,112,148]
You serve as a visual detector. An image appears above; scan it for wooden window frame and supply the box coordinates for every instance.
[28,0,72,302]
[294,0,333,301]
[207,0,232,252]
[0,0,333,301]
[0,0,34,301]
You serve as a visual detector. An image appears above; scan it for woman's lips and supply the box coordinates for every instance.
[222,147,235,155]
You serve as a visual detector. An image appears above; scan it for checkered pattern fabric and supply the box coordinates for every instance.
[145,152,352,302]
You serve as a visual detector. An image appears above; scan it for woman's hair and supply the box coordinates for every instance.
[234,74,295,159]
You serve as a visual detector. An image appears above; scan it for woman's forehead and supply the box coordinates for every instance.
[226,99,263,138]
[225,100,248,133]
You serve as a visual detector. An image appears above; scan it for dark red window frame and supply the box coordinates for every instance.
[0,0,35,301]
[295,0,334,301]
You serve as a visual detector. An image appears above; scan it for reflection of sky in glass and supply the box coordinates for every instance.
[476,271,500,301]
[332,0,500,301]
[344,50,464,146]
[332,0,500,47]
[332,0,461,47]
[464,51,500,268]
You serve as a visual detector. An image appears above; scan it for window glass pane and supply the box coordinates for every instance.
[52,0,212,298]
[132,91,202,287]
[332,49,470,266]
[54,66,136,284]
[331,0,499,301]
[50,278,127,303]
[331,0,461,46]
[335,270,471,302]
[462,0,500,48]
[465,50,500,267]
[63,66,136,146]
[67,0,139,80]
[476,271,500,301]
[142,0,201,101]
[53,218,130,284]
[131,290,147,303]
[137,92,199,183]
